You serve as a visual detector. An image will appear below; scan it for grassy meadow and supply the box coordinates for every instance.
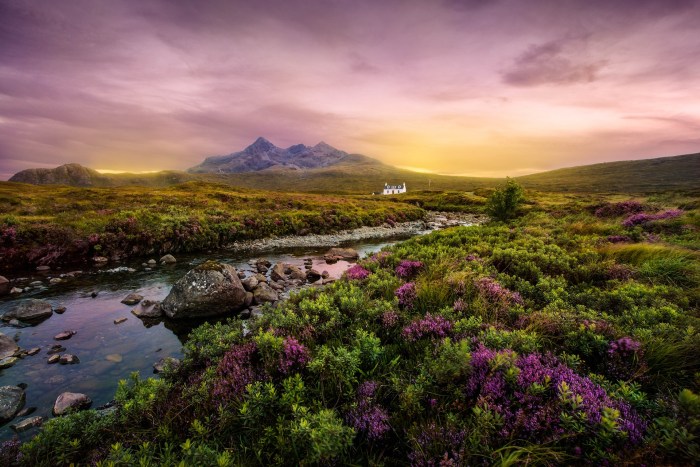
[0,181,425,271]
[4,185,698,465]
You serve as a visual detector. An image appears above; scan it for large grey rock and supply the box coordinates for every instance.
[2,299,53,323]
[161,261,247,319]
[0,386,25,424]
[253,282,279,303]
[0,333,19,360]
[131,300,163,319]
[53,392,92,416]
[324,247,359,262]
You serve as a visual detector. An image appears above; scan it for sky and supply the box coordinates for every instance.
[1,0,699,180]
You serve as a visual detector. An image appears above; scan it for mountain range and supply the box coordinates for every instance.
[7,138,700,193]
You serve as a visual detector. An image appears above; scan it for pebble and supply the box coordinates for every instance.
[47,355,60,364]
[36,266,50,272]
[59,354,79,365]
[105,354,122,363]
[54,306,67,314]
[0,357,18,369]
[10,287,22,294]
[49,278,62,284]
[47,345,66,355]
[54,330,76,341]
[26,347,40,356]
[11,416,43,432]
[114,317,128,325]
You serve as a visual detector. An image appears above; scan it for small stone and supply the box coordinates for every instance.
[114,317,127,325]
[47,354,60,364]
[47,344,66,355]
[237,271,246,279]
[30,281,43,286]
[26,347,40,356]
[244,291,254,308]
[91,291,99,298]
[131,300,163,319]
[0,357,18,369]
[93,256,109,263]
[239,309,252,320]
[53,392,92,416]
[153,357,181,374]
[254,273,267,283]
[59,354,79,365]
[10,287,22,294]
[120,293,143,305]
[159,254,177,264]
[11,415,43,432]
[49,278,62,284]
[36,266,51,272]
[8,319,20,326]
[242,276,258,291]
[147,259,157,266]
[54,306,66,314]
[16,406,36,417]
[105,354,122,363]
[306,269,322,282]
[54,330,76,341]
[0,333,19,359]
[321,271,330,278]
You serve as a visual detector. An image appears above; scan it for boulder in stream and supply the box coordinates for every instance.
[0,333,19,360]
[324,247,359,262]
[161,261,247,319]
[2,299,53,324]
[131,300,163,319]
[121,293,144,305]
[0,386,25,424]
[53,392,92,416]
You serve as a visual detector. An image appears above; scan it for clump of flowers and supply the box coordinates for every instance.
[395,259,423,279]
[622,209,684,227]
[402,313,453,341]
[346,381,391,441]
[279,337,310,375]
[462,345,647,453]
[408,421,466,466]
[475,277,524,307]
[607,235,631,243]
[368,251,391,265]
[346,264,370,280]
[608,337,641,357]
[453,298,466,313]
[381,310,399,328]
[395,282,417,310]
[595,201,645,218]
[212,342,263,404]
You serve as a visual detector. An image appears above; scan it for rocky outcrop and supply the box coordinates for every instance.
[9,163,108,186]
[53,392,92,416]
[2,299,53,323]
[0,386,25,424]
[161,261,247,319]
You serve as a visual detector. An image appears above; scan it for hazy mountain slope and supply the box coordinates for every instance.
[9,163,195,187]
[188,137,360,173]
[516,153,700,192]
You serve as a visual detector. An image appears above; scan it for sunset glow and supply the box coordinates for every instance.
[1,0,699,179]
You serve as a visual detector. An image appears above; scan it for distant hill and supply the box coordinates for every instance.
[9,163,195,187]
[7,150,699,194]
[516,153,700,192]
[188,137,369,173]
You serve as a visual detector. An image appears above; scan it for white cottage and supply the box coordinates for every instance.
[383,182,406,195]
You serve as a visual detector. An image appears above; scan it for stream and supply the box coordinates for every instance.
[0,234,421,441]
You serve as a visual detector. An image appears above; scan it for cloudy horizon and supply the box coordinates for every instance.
[1,0,699,180]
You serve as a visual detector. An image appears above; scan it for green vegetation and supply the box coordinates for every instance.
[0,181,424,270]
[486,178,525,221]
[6,190,699,465]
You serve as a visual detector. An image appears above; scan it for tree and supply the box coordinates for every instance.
[486,178,525,221]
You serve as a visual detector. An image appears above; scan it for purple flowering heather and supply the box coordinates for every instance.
[607,235,631,243]
[595,201,645,218]
[475,277,524,307]
[608,337,641,357]
[346,264,370,280]
[395,259,423,279]
[279,337,310,375]
[346,380,391,441]
[622,209,683,227]
[395,282,417,310]
[408,421,466,466]
[463,346,647,446]
[452,298,466,313]
[212,342,263,404]
[381,310,399,328]
[402,313,453,341]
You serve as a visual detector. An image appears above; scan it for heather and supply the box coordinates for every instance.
[0,181,423,271]
[10,190,700,465]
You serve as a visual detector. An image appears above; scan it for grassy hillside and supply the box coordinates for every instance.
[516,152,700,192]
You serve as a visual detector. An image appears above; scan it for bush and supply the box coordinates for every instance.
[486,178,525,221]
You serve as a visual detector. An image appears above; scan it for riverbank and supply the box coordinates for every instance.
[226,211,485,251]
